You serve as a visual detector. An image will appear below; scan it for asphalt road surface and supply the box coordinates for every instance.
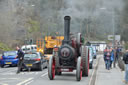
[0,55,100,85]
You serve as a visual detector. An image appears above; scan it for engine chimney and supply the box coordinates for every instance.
[63,16,71,44]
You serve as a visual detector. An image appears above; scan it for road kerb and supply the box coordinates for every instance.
[89,56,100,85]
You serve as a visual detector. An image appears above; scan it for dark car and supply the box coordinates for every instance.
[0,51,18,68]
[92,46,97,59]
[89,47,94,69]
[23,52,47,71]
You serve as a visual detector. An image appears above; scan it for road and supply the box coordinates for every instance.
[0,55,100,85]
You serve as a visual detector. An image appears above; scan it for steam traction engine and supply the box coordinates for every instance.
[48,16,89,81]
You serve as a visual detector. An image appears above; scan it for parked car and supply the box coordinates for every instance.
[92,46,97,59]
[89,47,94,69]
[0,51,18,68]
[23,52,47,71]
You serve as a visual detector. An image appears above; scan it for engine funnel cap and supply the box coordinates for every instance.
[64,16,71,20]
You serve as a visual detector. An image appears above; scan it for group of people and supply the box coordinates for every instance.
[103,46,128,84]
[104,47,115,70]
[103,47,120,70]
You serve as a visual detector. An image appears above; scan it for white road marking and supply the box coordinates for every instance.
[1,72,39,75]
[2,73,15,75]
[41,72,48,77]
[1,84,8,85]
[0,83,8,85]
[0,78,18,80]
[16,78,33,85]
[24,80,33,85]
[35,72,39,75]
[20,72,37,75]
[0,69,17,73]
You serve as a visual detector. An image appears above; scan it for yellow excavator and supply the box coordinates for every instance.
[36,36,64,60]
[44,36,64,54]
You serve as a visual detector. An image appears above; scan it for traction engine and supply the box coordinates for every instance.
[48,16,89,81]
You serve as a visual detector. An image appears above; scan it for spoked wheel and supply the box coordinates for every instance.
[82,46,89,77]
[76,57,82,81]
[48,56,55,80]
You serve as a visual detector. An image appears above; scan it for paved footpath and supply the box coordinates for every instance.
[95,56,126,85]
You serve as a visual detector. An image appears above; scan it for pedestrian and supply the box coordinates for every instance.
[115,47,120,62]
[16,46,27,74]
[110,48,114,69]
[104,47,107,69]
[104,47,108,61]
[106,48,111,70]
[105,48,111,70]
[123,50,128,84]
[104,47,111,70]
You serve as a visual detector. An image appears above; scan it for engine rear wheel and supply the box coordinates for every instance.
[82,46,89,77]
[76,57,82,81]
[48,56,55,80]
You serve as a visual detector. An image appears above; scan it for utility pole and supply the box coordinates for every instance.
[112,8,116,68]
[87,18,90,41]
[112,8,115,49]
[87,19,89,40]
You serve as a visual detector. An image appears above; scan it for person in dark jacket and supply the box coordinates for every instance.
[115,47,120,62]
[104,47,107,61]
[123,50,128,84]
[110,48,114,69]
[16,46,27,74]
[104,47,107,69]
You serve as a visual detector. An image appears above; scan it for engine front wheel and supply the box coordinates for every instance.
[48,56,55,80]
[76,57,82,81]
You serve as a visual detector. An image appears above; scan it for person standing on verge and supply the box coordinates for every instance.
[123,50,128,84]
